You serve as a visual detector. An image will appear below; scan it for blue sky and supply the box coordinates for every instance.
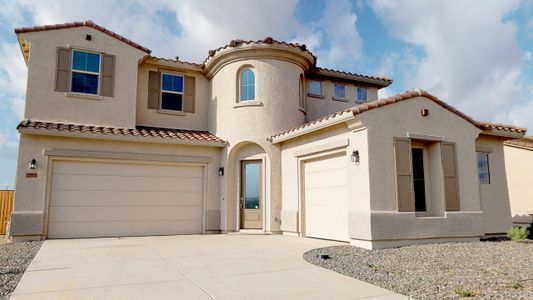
[0,0,532,188]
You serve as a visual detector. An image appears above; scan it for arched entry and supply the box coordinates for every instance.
[225,141,269,232]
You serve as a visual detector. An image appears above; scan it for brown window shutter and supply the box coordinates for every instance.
[148,71,161,109]
[55,48,71,92]
[184,75,196,113]
[100,54,115,97]
[442,142,460,211]
[394,137,414,212]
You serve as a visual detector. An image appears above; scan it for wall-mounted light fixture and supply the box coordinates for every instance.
[421,108,429,116]
[351,150,360,164]
[29,158,37,170]
[218,167,224,176]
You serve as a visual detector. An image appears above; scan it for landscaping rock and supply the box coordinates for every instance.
[0,240,42,300]
[304,240,533,299]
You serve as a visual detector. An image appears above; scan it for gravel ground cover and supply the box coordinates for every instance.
[304,240,533,299]
[0,239,42,300]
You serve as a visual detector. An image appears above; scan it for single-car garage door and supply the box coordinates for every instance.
[304,152,349,242]
[47,160,204,238]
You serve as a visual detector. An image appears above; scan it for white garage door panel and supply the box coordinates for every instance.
[48,160,204,238]
[53,161,203,177]
[304,153,349,242]
[51,174,203,192]
[51,191,202,207]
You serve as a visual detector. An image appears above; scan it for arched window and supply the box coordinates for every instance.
[240,68,255,101]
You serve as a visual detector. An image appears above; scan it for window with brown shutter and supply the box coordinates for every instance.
[442,142,460,211]
[394,137,415,212]
[100,54,115,97]
[184,76,195,113]
[148,71,161,109]
[55,48,71,92]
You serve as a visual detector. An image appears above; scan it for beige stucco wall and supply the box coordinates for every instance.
[476,136,513,233]
[279,96,488,248]
[209,57,307,233]
[135,63,210,130]
[10,133,222,239]
[306,79,378,122]
[279,123,369,235]
[22,27,146,128]
[504,145,533,225]
[361,97,482,212]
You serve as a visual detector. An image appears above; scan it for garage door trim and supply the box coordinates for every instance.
[43,155,209,238]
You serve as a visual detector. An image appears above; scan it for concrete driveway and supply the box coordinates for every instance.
[11,235,406,300]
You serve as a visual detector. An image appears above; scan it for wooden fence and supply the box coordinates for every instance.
[0,190,14,235]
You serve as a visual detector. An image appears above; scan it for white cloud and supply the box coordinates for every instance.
[370,0,533,130]
[0,42,27,118]
[292,0,363,69]
[0,131,18,158]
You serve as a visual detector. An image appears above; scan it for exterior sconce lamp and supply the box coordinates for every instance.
[351,150,360,164]
[218,167,224,176]
[29,158,37,170]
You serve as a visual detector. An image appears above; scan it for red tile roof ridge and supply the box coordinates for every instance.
[15,20,151,54]
[204,36,316,64]
[269,88,527,140]
[149,56,203,67]
[313,67,393,83]
[17,119,225,143]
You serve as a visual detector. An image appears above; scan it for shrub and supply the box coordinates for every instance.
[454,287,478,297]
[507,281,524,290]
[507,226,529,241]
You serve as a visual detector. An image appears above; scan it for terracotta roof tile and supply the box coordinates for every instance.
[505,136,533,150]
[269,89,527,141]
[204,37,316,64]
[17,120,225,144]
[309,67,393,86]
[478,122,527,134]
[15,20,151,54]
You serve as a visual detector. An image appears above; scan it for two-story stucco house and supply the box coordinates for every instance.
[8,21,527,249]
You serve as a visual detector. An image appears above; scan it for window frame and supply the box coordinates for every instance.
[356,87,368,102]
[70,49,101,95]
[239,67,256,102]
[308,80,323,97]
[333,83,346,100]
[298,74,306,109]
[477,152,491,185]
[160,72,185,112]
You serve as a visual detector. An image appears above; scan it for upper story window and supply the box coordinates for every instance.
[299,74,305,109]
[477,152,490,184]
[357,87,368,102]
[309,80,322,96]
[71,50,100,95]
[161,73,184,111]
[334,84,345,99]
[239,68,255,101]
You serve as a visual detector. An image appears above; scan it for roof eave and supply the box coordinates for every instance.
[479,129,525,140]
[18,127,227,148]
[269,112,355,144]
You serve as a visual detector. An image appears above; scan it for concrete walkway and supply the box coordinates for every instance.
[11,235,407,299]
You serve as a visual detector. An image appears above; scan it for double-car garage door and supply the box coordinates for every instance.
[47,160,204,238]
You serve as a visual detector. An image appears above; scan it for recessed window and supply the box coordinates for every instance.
[334,84,345,99]
[161,73,184,111]
[299,74,305,108]
[240,68,255,101]
[477,152,490,184]
[357,87,368,102]
[309,80,322,95]
[71,50,100,95]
